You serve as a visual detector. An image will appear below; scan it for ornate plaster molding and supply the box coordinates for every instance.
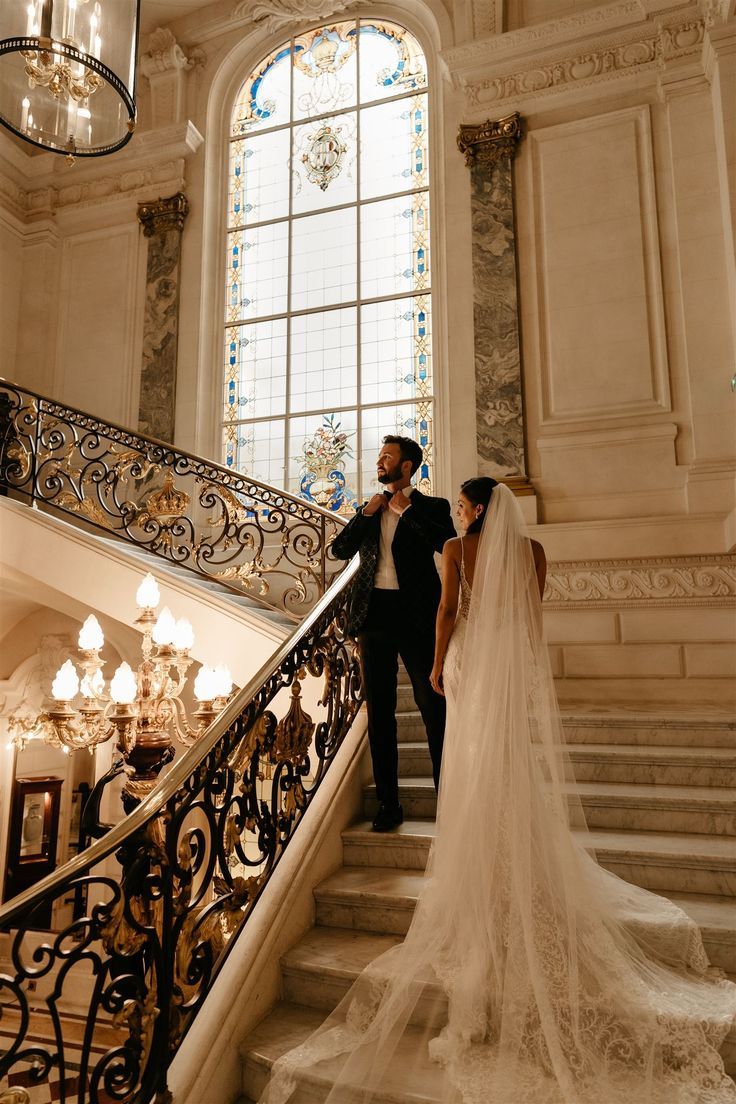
[140,28,193,78]
[457,112,523,166]
[544,555,736,609]
[236,0,357,31]
[452,10,706,106]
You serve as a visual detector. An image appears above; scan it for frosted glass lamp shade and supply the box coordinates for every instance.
[173,618,194,652]
[194,666,218,702]
[52,659,80,701]
[136,573,160,610]
[0,1,140,157]
[152,607,176,646]
[110,662,137,704]
[78,613,104,650]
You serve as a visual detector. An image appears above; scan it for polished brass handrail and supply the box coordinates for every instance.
[0,380,348,621]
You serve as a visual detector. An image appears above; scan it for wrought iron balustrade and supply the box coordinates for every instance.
[0,381,347,620]
[0,556,362,1104]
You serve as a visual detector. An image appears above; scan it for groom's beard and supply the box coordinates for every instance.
[377,463,403,485]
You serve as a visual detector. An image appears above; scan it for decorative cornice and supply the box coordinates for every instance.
[544,554,736,609]
[457,112,523,166]
[237,0,357,31]
[137,192,189,237]
[450,10,706,107]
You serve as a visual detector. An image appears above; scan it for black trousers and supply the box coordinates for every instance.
[357,589,445,808]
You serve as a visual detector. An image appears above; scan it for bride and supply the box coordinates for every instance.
[261,479,736,1103]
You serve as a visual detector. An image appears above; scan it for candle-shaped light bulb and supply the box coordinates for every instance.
[136,572,160,610]
[173,618,194,652]
[110,662,137,705]
[80,669,104,699]
[21,97,30,132]
[52,660,79,701]
[194,666,217,702]
[213,664,233,698]
[152,606,176,646]
[79,613,104,651]
[88,11,97,53]
[26,3,36,35]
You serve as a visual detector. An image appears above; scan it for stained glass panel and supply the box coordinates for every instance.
[228,418,286,485]
[225,22,433,510]
[358,22,427,105]
[228,130,290,228]
[292,111,357,216]
[360,193,430,300]
[291,207,357,312]
[231,44,291,136]
[360,94,428,200]
[225,223,289,323]
[292,24,357,121]
[361,295,431,407]
[287,409,359,512]
[223,318,287,423]
[290,308,357,413]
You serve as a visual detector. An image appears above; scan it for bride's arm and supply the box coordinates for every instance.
[430,541,460,696]
[531,539,547,600]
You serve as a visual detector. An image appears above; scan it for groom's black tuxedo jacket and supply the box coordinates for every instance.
[331,490,456,636]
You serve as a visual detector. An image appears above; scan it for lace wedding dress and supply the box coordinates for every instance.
[261,484,736,1104]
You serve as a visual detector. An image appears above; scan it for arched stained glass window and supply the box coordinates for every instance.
[223,21,432,513]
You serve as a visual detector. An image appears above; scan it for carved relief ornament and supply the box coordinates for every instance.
[236,0,358,31]
[457,112,523,167]
[544,555,736,610]
[137,192,189,237]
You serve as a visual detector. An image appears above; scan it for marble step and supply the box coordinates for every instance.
[340,823,736,896]
[395,709,736,749]
[314,863,736,973]
[366,775,736,835]
[397,740,736,788]
[241,1001,450,1103]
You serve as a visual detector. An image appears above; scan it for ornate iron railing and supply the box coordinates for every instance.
[0,556,362,1104]
[0,381,346,621]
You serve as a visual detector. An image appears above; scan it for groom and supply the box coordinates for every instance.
[332,436,455,831]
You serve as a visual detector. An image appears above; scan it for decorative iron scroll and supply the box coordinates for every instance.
[0,382,346,620]
[0,561,362,1104]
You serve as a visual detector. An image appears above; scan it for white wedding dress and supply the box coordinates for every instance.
[261,484,736,1104]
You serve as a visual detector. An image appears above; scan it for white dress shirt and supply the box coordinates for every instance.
[374,486,414,590]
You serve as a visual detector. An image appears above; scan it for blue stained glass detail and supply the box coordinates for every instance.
[402,209,411,219]
[244,148,254,158]
[244,203,253,214]
[419,354,426,365]
[402,168,412,177]
[238,396,248,407]
[229,394,234,405]
[403,269,412,279]
[421,463,429,479]
[403,312,413,321]
[404,374,414,384]
[419,311,426,321]
[418,326,425,337]
[229,379,235,389]
[226,456,233,467]
[235,164,241,177]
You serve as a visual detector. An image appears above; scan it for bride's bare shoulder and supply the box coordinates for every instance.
[443,536,462,558]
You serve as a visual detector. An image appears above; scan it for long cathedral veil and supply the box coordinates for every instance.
[261,484,736,1103]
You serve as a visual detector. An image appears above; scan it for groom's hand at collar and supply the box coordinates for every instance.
[388,491,411,515]
[363,493,389,516]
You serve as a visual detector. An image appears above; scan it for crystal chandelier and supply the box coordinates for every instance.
[0,1,140,158]
[9,574,233,759]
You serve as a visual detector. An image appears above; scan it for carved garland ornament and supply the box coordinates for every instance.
[459,16,706,106]
[544,556,736,609]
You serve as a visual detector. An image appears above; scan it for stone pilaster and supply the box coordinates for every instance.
[137,192,189,443]
[457,113,531,494]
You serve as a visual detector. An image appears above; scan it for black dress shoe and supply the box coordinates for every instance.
[372,803,404,832]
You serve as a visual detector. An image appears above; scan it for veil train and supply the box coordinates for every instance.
[260,484,736,1104]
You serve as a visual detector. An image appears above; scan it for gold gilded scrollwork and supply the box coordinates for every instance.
[141,470,190,522]
[273,671,314,764]
[457,111,523,167]
[0,1090,32,1104]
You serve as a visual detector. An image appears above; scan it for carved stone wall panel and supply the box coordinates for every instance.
[545,554,736,609]
[137,193,189,443]
[526,105,670,426]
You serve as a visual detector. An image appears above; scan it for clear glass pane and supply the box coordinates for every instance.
[360,93,428,200]
[223,319,287,424]
[290,308,357,413]
[292,112,357,216]
[358,22,427,105]
[291,207,357,312]
[288,409,359,513]
[231,43,292,136]
[228,130,290,228]
[361,193,430,300]
[360,402,433,497]
[361,295,432,406]
[231,419,286,485]
[225,224,289,324]
[292,23,358,121]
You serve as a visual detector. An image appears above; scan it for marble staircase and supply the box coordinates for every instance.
[239,677,736,1102]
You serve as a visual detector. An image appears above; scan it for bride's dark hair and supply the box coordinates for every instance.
[461,477,498,534]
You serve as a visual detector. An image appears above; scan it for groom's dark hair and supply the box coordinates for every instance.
[462,477,498,534]
[383,435,423,476]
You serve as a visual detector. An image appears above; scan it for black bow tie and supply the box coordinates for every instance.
[383,490,393,499]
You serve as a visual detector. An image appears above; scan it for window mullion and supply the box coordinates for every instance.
[355,18,363,504]
[283,38,295,495]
